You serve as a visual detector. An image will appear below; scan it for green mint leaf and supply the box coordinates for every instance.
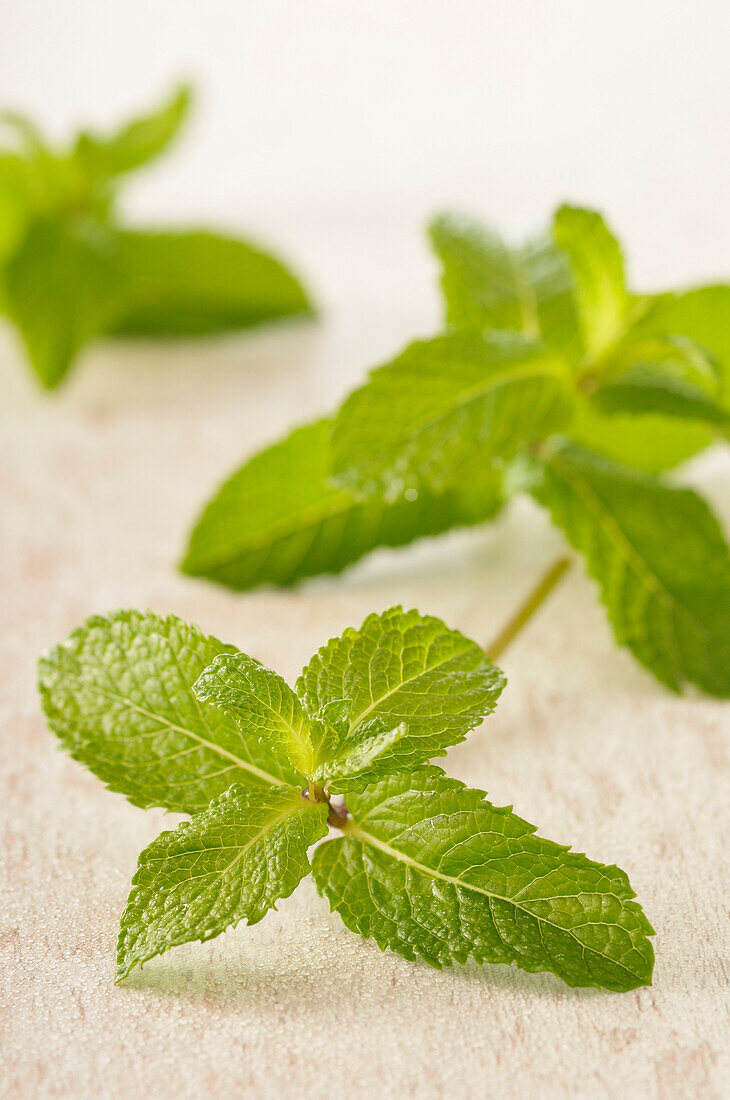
[38,610,302,812]
[181,419,504,590]
[4,216,126,387]
[635,285,730,396]
[0,154,31,271]
[589,367,730,429]
[429,212,581,357]
[1,89,313,389]
[568,400,713,473]
[116,782,328,981]
[296,606,505,776]
[553,205,628,359]
[532,442,730,695]
[586,331,723,398]
[111,229,312,336]
[331,331,572,498]
[74,84,191,183]
[309,717,409,784]
[312,766,654,992]
[192,653,313,777]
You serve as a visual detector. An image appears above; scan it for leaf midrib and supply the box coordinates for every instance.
[346,822,644,983]
[346,641,473,735]
[86,683,286,787]
[189,485,356,575]
[206,663,313,773]
[118,795,310,979]
[547,451,713,647]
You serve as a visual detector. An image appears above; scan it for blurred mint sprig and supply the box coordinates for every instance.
[183,206,730,698]
[0,86,312,389]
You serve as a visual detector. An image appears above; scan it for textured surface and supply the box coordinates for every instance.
[39,609,303,810]
[2,199,730,1100]
[118,782,328,979]
[313,766,653,991]
[181,419,504,589]
[533,443,730,695]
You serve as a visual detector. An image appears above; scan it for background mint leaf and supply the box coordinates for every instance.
[592,331,723,394]
[111,229,312,336]
[588,367,730,429]
[635,285,730,397]
[553,205,628,359]
[181,419,504,590]
[193,653,313,778]
[74,84,191,183]
[331,331,573,497]
[567,401,714,473]
[39,610,302,812]
[312,766,654,992]
[1,88,314,388]
[117,782,328,981]
[429,212,581,358]
[532,443,730,695]
[4,216,126,387]
[296,606,505,776]
[0,153,32,274]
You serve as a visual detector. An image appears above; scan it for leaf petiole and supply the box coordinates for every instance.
[485,555,572,661]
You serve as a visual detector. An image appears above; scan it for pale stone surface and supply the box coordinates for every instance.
[2,210,729,1099]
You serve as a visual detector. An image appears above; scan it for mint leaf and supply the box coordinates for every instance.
[309,717,409,784]
[532,442,730,695]
[181,419,504,590]
[635,285,730,396]
[4,217,125,387]
[589,367,730,429]
[312,766,654,991]
[193,653,313,777]
[429,212,581,357]
[0,154,31,271]
[117,782,328,981]
[331,331,572,498]
[38,610,302,812]
[111,229,312,336]
[297,605,505,776]
[553,205,628,359]
[74,84,191,183]
[590,330,722,394]
[1,88,312,388]
[194,656,411,785]
[568,400,714,473]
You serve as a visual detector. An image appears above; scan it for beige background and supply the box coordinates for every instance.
[2,201,729,1099]
[2,4,730,1093]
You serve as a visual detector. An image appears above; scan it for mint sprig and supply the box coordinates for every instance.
[39,606,654,992]
[0,86,311,389]
[184,205,730,697]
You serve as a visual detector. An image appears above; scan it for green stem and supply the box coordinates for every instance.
[307,780,328,804]
[485,556,572,663]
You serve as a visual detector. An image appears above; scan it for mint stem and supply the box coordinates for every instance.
[485,556,572,662]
